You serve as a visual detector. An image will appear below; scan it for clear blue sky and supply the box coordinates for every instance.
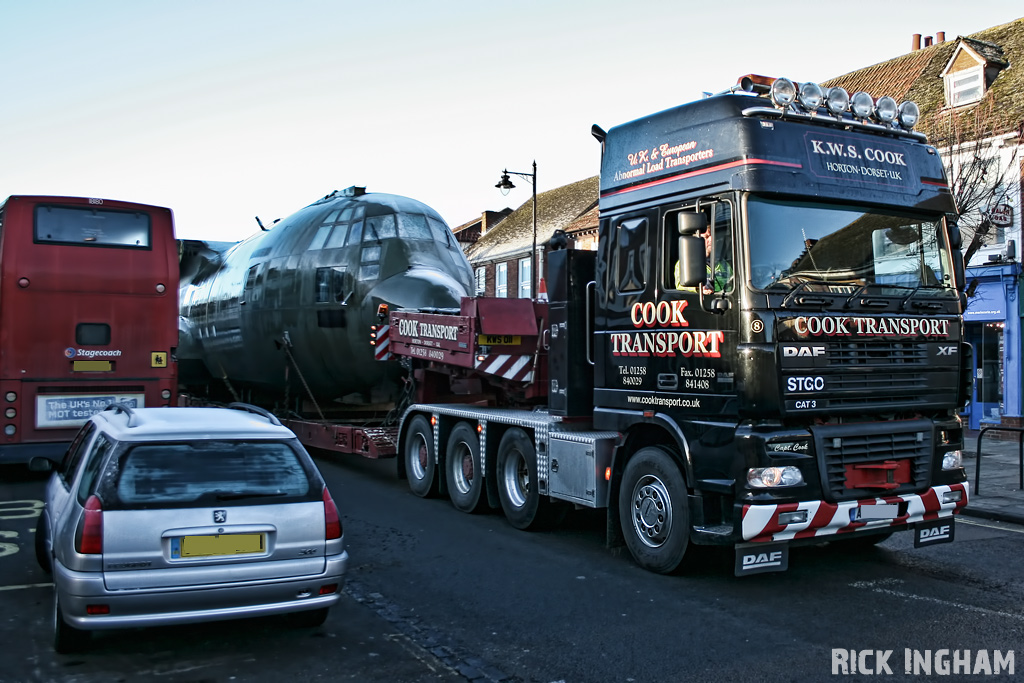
[1,1,1020,241]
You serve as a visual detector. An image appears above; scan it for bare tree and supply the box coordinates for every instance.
[926,99,1023,271]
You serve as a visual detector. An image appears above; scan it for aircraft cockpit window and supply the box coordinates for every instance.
[364,214,397,241]
[347,219,363,245]
[315,266,347,303]
[399,214,432,240]
[308,225,331,251]
[427,216,456,248]
[323,224,348,249]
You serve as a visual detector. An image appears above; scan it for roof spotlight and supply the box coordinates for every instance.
[770,78,797,108]
[825,87,850,115]
[874,96,898,123]
[851,91,874,119]
[797,82,824,111]
[898,100,920,130]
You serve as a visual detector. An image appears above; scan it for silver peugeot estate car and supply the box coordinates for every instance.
[33,403,348,653]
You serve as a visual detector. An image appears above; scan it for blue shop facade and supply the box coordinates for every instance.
[961,261,1022,431]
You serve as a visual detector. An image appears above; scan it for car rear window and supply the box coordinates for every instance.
[114,440,313,505]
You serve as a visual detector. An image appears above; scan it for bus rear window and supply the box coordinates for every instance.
[34,205,151,248]
[77,323,111,345]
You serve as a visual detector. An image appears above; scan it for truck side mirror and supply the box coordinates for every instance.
[677,235,707,287]
[677,212,708,236]
[947,220,962,250]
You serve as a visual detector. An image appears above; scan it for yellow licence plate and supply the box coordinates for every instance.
[178,533,265,558]
[478,334,521,346]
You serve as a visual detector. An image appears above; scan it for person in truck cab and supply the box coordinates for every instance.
[675,228,733,293]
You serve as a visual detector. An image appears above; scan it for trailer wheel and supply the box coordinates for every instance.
[496,428,566,530]
[618,446,690,574]
[404,415,438,498]
[445,422,485,513]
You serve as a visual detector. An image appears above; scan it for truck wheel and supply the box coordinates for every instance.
[618,446,690,574]
[53,592,89,654]
[496,428,566,530]
[446,422,485,513]
[404,415,438,498]
[35,513,52,574]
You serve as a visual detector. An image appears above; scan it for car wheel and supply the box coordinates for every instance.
[53,592,89,654]
[291,607,330,628]
[496,428,567,530]
[404,415,438,498]
[618,446,690,574]
[445,422,485,513]
[35,513,51,574]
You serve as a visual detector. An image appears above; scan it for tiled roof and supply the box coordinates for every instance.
[465,175,599,263]
[823,17,1024,141]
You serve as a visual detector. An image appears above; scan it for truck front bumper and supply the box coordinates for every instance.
[739,482,969,543]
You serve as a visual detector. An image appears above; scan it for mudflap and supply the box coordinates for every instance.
[914,517,955,548]
[734,542,788,576]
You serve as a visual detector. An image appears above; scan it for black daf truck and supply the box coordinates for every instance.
[320,75,972,576]
[579,75,970,574]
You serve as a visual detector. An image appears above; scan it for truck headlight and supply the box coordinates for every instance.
[942,450,963,470]
[747,466,804,488]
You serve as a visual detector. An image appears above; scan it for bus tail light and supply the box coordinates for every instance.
[76,495,104,554]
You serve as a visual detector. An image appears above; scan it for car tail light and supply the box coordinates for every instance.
[76,495,104,554]
[323,487,342,540]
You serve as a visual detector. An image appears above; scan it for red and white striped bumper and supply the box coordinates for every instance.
[740,482,970,543]
[474,354,534,382]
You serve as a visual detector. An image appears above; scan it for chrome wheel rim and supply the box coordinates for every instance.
[630,474,672,548]
[501,450,528,508]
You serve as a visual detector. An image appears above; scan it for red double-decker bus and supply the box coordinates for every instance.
[0,195,178,463]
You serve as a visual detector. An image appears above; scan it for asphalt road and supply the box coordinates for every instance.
[2,456,1022,682]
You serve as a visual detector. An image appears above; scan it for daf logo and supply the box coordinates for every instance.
[937,345,958,356]
[742,550,783,569]
[919,524,951,542]
[783,346,826,357]
[214,510,227,523]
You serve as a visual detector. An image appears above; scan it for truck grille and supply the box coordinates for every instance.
[827,341,928,367]
[813,420,933,502]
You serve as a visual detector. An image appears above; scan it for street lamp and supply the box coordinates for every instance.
[496,160,538,297]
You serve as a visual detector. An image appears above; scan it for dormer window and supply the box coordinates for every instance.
[940,38,1007,109]
[945,65,984,107]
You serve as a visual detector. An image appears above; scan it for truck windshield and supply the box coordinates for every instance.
[746,196,955,297]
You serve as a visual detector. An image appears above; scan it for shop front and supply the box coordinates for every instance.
[962,263,1022,431]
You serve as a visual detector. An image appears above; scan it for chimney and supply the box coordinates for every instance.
[912,34,922,51]
[924,36,934,48]
[937,31,945,43]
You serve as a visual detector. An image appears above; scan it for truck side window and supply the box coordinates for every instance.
[666,204,734,293]
[614,217,647,293]
[711,203,734,293]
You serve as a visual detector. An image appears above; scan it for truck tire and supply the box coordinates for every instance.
[405,415,438,498]
[446,422,485,513]
[618,446,690,574]
[496,428,566,530]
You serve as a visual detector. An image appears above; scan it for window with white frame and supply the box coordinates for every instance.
[496,263,508,298]
[945,66,984,108]
[517,258,531,298]
[474,267,486,296]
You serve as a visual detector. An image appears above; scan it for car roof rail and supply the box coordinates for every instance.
[227,402,283,426]
[103,402,139,427]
